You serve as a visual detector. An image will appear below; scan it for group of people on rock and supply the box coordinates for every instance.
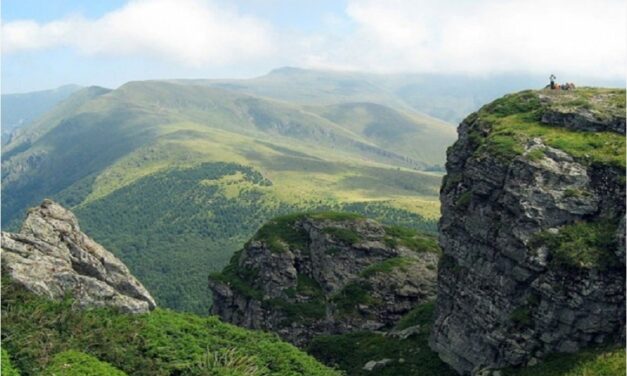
[546,74,576,90]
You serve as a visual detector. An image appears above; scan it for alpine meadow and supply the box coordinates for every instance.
[1,1,625,375]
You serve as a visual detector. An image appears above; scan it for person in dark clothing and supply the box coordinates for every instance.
[549,74,556,89]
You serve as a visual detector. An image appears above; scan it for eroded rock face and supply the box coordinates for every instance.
[209,214,439,346]
[1,199,156,313]
[429,90,625,374]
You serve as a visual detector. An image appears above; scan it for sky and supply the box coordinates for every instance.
[2,0,625,93]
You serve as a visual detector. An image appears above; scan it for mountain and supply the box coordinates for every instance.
[207,88,626,376]
[431,88,626,373]
[173,67,625,123]
[0,202,340,376]
[1,84,82,143]
[1,75,455,313]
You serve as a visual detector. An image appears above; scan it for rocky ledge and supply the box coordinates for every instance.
[429,88,625,374]
[209,212,439,346]
[1,199,156,313]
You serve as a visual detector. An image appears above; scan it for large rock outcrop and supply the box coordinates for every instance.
[430,89,626,374]
[1,199,156,313]
[209,212,439,346]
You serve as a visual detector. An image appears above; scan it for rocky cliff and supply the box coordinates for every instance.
[1,199,156,313]
[209,212,439,346]
[430,88,626,374]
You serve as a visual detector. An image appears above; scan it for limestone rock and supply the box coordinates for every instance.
[209,214,439,346]
[429,90,625,374]
[1,199,156,313]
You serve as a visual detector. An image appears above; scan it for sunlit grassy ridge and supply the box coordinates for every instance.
[472,88,626,168]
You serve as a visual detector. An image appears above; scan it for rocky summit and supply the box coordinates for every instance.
[209,212,440,346]
[429,88,626,374]
[1,199,156,314]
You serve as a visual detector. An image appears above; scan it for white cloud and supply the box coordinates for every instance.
[2,0,625,79]
[305,0,626,78]
[2,0,276,66]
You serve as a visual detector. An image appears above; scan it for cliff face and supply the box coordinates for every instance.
[1,199,156,313]
[430,88,626,374]
[209,213,439,346]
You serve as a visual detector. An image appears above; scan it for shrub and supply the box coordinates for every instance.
[41,351,127,376]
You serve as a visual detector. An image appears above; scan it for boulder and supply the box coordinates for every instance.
[1,199,156,314]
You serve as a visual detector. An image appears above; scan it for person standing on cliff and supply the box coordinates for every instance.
[549,74,556,89]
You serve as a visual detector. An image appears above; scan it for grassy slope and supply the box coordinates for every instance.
[2,80,449,313]
[1,279,340,376]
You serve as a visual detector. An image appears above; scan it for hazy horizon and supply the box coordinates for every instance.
[2,0,625,93]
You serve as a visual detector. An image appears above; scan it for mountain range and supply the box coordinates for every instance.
[2,68,623,313]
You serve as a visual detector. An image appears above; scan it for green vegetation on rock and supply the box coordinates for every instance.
[307,301,456,376]
[1,279,340,376]
[383,225,440,253]
[359,257,413,278]
[331,281,377,315]
[503,346,625,376]
[531,220,620,270]
[471,89,625,168]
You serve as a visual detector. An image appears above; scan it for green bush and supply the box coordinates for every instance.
[360,257,412,278]
[2,348,20,376]
[323,227,361,244]
[383,225,440,253]
[531,220,620,270]
[307,302,456,376]
[42,351,127,376]
[1,279,339,376]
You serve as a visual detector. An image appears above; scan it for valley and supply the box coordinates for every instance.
[1,71,456,313]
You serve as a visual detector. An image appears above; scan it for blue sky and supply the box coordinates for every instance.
[2,0,625,93]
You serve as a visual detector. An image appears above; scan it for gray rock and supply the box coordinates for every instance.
[387,324,422,339]
[1,199,156,314]
[363,359,392,371]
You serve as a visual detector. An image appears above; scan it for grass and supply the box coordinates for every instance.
[394,300,436,330]
[41,351,127,376]
[2,348,20,376]
[360,257,413,278]
[1,278,340,376]
[331,281,377,315]
[324,227,362,244]
[383,225,440,253]
[253,213,311,252]
[307,301,456,376]
[530,220,620,270]
[503,346,625,376]
[473,89,626,168]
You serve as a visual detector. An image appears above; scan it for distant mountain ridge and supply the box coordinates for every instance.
[1,71,455,313]
[1,84,82,143]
